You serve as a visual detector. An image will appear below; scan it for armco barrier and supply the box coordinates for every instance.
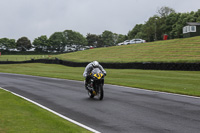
[0,59,200,71]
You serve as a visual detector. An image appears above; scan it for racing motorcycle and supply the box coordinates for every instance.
[86,68,105,100]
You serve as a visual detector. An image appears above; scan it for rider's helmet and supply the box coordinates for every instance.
[92,61,99,68]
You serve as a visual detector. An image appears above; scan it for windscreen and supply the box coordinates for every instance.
[91,68,102,75]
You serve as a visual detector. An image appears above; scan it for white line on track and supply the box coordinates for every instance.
[109,84,200,99]
[0,87,100,133]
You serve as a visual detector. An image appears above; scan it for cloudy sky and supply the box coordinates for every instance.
[0,0,200,41]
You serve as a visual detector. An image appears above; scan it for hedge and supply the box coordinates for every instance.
[0,59,200,71]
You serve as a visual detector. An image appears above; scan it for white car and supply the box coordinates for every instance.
[130,39,146,44]
[117,42,124,46]
[123,40,130,45]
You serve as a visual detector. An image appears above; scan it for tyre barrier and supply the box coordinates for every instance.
[0,59,200,71]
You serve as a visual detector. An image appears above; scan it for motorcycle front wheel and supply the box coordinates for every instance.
[88,90,94,98]
[97,84,104,100]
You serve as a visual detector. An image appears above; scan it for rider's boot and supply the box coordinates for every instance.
[84,80,94,94]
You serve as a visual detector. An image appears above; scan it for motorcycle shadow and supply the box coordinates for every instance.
[83,97,105,101]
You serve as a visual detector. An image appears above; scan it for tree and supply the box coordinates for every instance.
[116,34,126,44]
[157,6,175,18]
[16,37,31,51]
[113,33,119,45]
[63,30,87,46]
[33,35,49,52]
[194,9,200,22]
[101,30,115,47]
[86,33,98,46]
[142,16,159,41]
[164,12,180,38]
[128,24,144,39]
[49,32,66,52]
[0,38,16,51]
[87,32,125,47]
[171,13,191,38]
[96,35,104,47]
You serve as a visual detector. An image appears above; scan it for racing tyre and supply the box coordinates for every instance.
[98,84,104,100]
[88,90,94,98]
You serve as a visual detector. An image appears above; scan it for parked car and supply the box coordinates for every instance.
[130,39,146,44]
[123,40,130,45]
[117,42,124,46]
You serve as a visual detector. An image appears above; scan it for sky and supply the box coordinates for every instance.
[0,0,200,42]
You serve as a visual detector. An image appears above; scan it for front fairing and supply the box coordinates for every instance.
[91,68,104,80]
[90,68,104,87]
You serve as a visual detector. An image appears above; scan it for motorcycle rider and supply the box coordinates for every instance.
[83,61,106,91]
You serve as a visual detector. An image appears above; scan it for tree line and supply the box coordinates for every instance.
[128,7,200,41]
[1,7,200,52]
[0,30,127,53]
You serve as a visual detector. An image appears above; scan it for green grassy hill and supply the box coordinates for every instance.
[54,36,200,63]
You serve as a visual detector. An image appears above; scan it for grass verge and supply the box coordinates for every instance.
[0,55,50,61]
[0,89,91,133]
[0,63,199,97]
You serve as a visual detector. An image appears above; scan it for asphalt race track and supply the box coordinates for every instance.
[1,73,200,133]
